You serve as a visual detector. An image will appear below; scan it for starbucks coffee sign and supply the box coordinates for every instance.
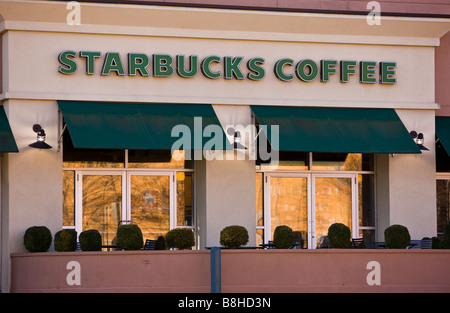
[58,50,396,84]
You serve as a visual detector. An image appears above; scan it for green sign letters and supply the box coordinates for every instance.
[58,51,396,84]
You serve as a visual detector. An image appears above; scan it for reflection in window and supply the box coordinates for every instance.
[82,175,122,246]
[128,150,193,169]
[63,171,75,227]
[437,179,450,236]
[314,177,352,248]
[177,172,193,226]
[63,131,125,168]
[359,174,375,227]
[130,175,170,240]
[257,151,309,171]
[312,153,373,171]
[270,177,308,248]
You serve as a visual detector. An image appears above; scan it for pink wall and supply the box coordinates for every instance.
[436,31,450,117]
[10,249,450,293]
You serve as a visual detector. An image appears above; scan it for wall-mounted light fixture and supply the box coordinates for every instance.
[29,124,52,149]
[226,127,247,150]
[410,131,429,151]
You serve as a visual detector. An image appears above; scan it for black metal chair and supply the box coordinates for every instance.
[143,239,157,250]
[351,238,366,249]
[407,239,432,249]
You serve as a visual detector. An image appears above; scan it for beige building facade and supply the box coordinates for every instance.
[1,0,450,292]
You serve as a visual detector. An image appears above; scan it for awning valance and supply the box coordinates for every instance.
[0,107,18,153]
[436,117,450,156]
[251,106,420,154]
[58,101,232,150]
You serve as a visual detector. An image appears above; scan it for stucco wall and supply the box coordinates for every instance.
[10,249,450,293]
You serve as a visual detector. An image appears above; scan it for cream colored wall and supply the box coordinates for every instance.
[389,109,437,239]
[204,155,256,248]
[2,99,62,254]
[4,30,438,110]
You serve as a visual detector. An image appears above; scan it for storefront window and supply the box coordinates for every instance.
[436,140,450,237]
[437,179,450,236]
[63,131,125,168]
[128,149,193,169]
[256,152,375,248]
[177,172,194,227]
[62,170,75,227]
[312,153,373,171]
[62,135,195,246]
[82,175,122,246]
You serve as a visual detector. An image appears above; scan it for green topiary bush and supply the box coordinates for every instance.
[166,228,195,250]
[79,229,102,251]
[440,220,450,249]
[23,226,52,252]
[155,235,167,250]
[54,229,78,252]
[116,224,143,250]
[220,225,249,249]
[273,225,294,249]
[327,223,351,248]
[384,224,411,249]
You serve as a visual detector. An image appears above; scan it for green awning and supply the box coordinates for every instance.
[436,117,450,156]
[58,101,232,150]
[0,107,18,153]
[251,106,421,154]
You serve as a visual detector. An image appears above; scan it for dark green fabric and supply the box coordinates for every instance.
[436,117,450,155]
[0,107,18,152]
[58,101,232,150]
[251,106,420,153]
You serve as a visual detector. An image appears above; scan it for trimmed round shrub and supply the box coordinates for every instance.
[166,228,195,250]
[273,225,294,249]
[440,220,450,249]
[79,229,102,251]
[384,224,410,249]
[155,235,167,250]
[116,224,143,250]
[327,223,351,248]
[23,226,52,252]
[54,229,78,252]
[220,225,249,249]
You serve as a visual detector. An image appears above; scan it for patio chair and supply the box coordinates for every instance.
[351,238,365,249]
[143,239,157,250]
[407,239,432,249]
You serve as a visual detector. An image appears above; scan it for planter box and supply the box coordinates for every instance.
[10,249,450,293]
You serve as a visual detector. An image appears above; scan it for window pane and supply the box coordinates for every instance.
[312,153,373,171]
[128,150,193,169]
[256,229,264,246]
[82,175,122,246]
[315,177,352,247]
[437,179,450,235]
[359,229,376,243]
[177,172,193,226]
[256,173,264,226]
[130,175,170,240]
[436,142,450,172]
[63,131,124,168]
[258,151,309,170]
[62,171,75,227]
[359,174,375,227]
[270,176,308,248]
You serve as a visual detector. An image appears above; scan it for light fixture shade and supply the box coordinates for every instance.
[409,130,429,151]
[29,140,52,149]
[29,124,52,149]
